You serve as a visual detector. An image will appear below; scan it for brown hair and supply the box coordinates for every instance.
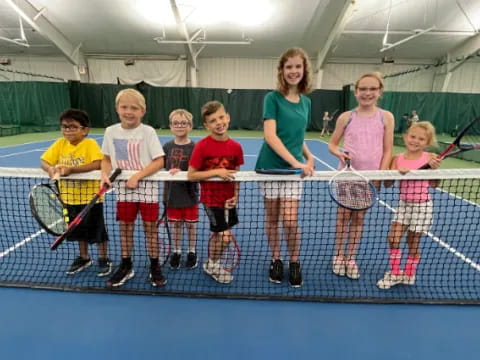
[276,47,312,95]
[201,101,225,122]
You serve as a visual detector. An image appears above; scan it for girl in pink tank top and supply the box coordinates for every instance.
[377,122,442,290]
[328,72,395,280]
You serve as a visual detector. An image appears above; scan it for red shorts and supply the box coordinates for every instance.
[166,204,199,222]
[117,202,159,222]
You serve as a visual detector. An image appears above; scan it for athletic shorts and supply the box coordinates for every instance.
[204,205,238,233]
[166,204,199,222]
[393,200,433,233]
[117,201,159,222]
[258,181,303,200]
[66,203,108,244]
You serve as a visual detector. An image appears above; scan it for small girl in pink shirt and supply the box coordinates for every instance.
[377,122,442,289]
[328,72,395,280]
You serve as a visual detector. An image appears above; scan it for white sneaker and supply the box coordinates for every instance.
[377,272,404,289]
[403,274,416,286]
[203,260,233,284]
[345,260,360,280]
[332,256,346,276]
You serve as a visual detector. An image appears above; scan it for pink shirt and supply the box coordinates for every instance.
[397,152,431,202]
[343,109,385,170]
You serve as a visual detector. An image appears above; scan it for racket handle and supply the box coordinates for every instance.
[344,151,351,167]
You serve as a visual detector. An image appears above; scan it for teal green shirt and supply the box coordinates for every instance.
[255,90,311,169]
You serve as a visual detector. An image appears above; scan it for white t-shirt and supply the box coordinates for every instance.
[102,123,164,202]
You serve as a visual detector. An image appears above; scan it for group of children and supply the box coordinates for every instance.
[41,47,442,290]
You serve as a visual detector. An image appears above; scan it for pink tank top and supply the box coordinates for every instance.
[397,152,431,202]
[343,109,385,170]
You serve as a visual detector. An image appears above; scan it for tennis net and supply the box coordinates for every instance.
[0,167,479,304]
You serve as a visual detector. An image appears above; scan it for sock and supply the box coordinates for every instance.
[121,257,132,267]
[405,256,420,277]
[173,249,182,254]
[150,257,159,267]
[189,248,196,254]
[389,249,402,276]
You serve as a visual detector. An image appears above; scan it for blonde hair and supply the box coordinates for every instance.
[169,109,193,125]
[407,121,438,147]
[201,101,225,122]
[354,72,384,91]
[115,89,146,110]
[276,47,312,95]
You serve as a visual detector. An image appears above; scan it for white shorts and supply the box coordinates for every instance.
[393,200,433,233]
[258,181,303,200]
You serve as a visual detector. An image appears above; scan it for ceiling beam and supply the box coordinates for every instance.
[445,33,480,73]
[314,0,355,72]
[4,0,85,66]
[169,0,198,70]
[343,30,476,37]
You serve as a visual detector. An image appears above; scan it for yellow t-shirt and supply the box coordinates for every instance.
[41,138,103,205]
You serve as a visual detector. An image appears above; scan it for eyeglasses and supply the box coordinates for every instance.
[357,87,380,92]
[170,121,190,128]
[61,125,85,131]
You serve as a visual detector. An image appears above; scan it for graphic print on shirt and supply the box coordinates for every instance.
[169,148,188,169]
[204,156,236,170]
[113,138,142,170]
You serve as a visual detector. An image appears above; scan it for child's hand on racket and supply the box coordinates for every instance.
[292,161,314,177]
[56,165,73,176]
[216,168,237,181]
[126,173,141,189]
[338,152,351,165]
[427,155,442,169]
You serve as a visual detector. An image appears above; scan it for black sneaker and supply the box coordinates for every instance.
[66,256,92,275]
[269,259,283,284]
[169,252,181,269]
[150,264,167,287]
[185,252,198,269]
[97,258,113,277]
[107,262,135,287]
[289,261,303,288]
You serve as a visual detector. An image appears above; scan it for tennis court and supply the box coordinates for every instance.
[1,134,479,358]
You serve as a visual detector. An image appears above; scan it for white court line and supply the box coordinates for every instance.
[0,149,46,158]
[0,229,46,258]
[311,153,480,272]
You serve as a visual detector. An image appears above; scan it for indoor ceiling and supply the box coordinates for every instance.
[0,0,479,66]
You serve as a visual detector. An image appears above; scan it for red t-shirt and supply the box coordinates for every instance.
[189,136,244,207]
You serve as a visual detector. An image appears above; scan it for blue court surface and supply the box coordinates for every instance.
[0,135,479,359]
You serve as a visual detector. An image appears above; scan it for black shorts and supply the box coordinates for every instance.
[66,203,108,244]
[204,206,239,233]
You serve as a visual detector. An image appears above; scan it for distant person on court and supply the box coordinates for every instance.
[407,110,419,128]
[40,108,112,277]
[320,111,332,137]
[163,109,199,270]
[101,88,166,288]
[255,47,315,288]
[188,101,244,284]
[328,72,394,280]
[377,121,441,289]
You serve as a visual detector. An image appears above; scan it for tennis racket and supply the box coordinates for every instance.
[29,173,69,236]
[329,153,377,211]
[255,168,303,175]
[50,168,122,250]
[208,206,240,272]
[157,205,172,265]
[419,116,480,169]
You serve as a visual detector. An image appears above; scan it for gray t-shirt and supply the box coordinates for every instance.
[163,140,199,208]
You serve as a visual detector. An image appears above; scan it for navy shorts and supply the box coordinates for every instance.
[204,206,239,233]
[66,203,108,244]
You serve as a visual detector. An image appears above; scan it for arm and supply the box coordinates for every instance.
[56,160,101,176]
[100,155,113,186]
[328,112,350,164]
[187,165,236,181]
[383,155,398,188]
[41,159,57,179]
[126,156,164,189]
[225,166,241,209]
[380,111,395,170]
[427,152,442,188]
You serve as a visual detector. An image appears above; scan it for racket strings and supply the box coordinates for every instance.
[331,178,375,210]
[31,186,68,233]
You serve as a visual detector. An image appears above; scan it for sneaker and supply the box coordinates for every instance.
[377,272,404,289]
[66,256,92,275]
[169,252,181,269]
[97,258,112,277]
[185,252,198,269]
[269,259,283,284]
[203,260,233,284]
[150,264,167,287]
[345,260,360,280]
[403,274,416,286]
[106,262,135,287]
[332,256,346,276]
[289,261,303,288]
